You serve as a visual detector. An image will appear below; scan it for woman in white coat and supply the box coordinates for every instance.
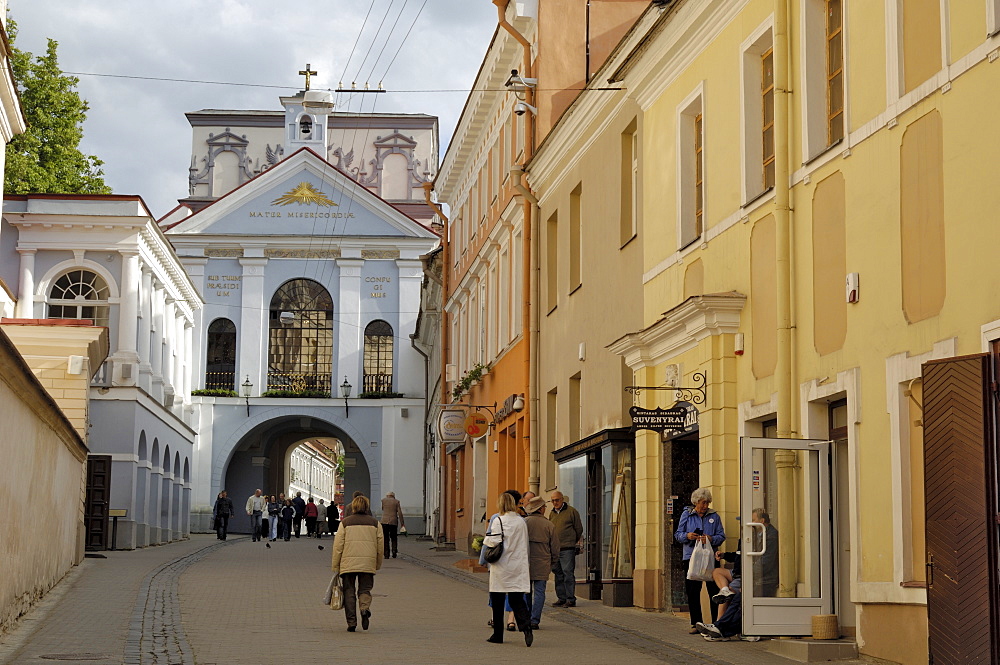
[483,491,533,647]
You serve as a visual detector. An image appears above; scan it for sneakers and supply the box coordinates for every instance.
[739,634,762,642]
[695,622,724,640]
[711,587,735,604]
[703,634,730,642]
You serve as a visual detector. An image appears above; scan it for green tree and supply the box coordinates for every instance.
[4,20,110,194]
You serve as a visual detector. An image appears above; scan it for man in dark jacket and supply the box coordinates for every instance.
[292,492,307,538]
[524,496,559,628]
[548,491,584,607]
[213,491,235,540]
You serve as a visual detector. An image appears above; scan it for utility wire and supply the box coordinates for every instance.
[379,0,428,82]
[339,0,378,85]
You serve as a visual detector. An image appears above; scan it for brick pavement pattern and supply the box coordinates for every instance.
[1,533,872,665]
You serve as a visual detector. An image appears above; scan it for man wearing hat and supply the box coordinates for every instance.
[524,495,560,630]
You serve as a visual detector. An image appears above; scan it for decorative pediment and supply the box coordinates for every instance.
[206,129,249,147]
[373,131,418,149]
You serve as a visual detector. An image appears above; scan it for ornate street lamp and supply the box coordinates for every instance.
[242,375,253,417]
[340,376,352,417]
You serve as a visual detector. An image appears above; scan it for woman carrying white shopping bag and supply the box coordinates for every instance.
[673,488,726,634]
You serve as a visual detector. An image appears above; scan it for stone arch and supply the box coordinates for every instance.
[35,258,122,302]
[183,457,191,483]
[151,438,161,472]
[138,431,148,461]
[163,446,172,477]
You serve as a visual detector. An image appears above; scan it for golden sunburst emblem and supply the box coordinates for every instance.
[271,182,338,207]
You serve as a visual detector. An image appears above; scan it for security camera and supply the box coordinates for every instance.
[514,101,537,116]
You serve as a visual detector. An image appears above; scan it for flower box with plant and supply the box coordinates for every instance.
[452,362,490,400]
[191,388,239,397]
[359,391,405,399]
[260,389,331,398]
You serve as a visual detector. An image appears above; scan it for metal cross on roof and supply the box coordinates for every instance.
[298,64,318,91]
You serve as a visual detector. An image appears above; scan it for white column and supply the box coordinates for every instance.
[239,255,268,391]
[117,250,140,358]
[173,307,185,400]
[163,297,176,394]
[396,259,424,396]
[183,259,207,393]
[15,249,35,318]
[336,258,364,394]
[183,321,193,399]
[150,280,165,399]
[137,264,153,390]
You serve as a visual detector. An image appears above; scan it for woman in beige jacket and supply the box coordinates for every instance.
[330,494,384,632]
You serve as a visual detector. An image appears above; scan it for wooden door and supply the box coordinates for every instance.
[84,455,111,551]
[922,354,999,664]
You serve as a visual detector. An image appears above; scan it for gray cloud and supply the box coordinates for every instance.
[9,0,496,216]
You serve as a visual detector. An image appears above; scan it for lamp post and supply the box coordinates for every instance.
[242,375,253,417]
[340,376,352,417]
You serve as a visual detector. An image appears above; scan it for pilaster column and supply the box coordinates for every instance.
[336,258,364,394]
[150,280,165,393]
[163,297,176,394]
[117,250,140,359]
[173,306,185,399]
[15,249,35,319]
[239,254,268,391]
[137,264,153,390]
[396,259,424,395]
[183,321,193,399]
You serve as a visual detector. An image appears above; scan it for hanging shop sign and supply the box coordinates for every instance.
[629,401,698,436]
[464,412,490,437]
[438,409,468,443]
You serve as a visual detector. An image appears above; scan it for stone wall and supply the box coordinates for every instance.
[0,329,89,635]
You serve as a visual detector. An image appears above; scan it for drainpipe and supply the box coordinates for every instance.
[773,0,797,599]
[494,0,538,496]
[410,331,431,535]
[511,166,539,496]
[422,181,450,542]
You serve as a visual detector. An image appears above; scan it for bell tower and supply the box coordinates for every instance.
[281,64,333,154]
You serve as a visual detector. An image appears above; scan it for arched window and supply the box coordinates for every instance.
[205,318,237,390]
[363,319,394,393]
[268,279,333,392]
[47,269,110,326]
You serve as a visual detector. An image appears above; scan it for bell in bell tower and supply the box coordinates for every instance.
[281,63,333,154]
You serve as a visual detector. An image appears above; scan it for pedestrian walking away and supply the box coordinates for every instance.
[484,491,533,647]
[213,491,235,540]
[548,490,583,608]
[674,487,725,634]
[329,502,341,534]
[523,495,559,629]
[280,499,295,541]
[292,492,306,537]
[246,489,267,542]
[316,499,328,538]
[342,490,364,518]
[304,497,319,537]
[330,494,384,632]
[379,491,405,558]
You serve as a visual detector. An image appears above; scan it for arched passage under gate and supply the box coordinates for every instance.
[218,413,374,533]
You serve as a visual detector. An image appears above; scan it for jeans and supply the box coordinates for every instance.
[249,511,262,541]
[529,579,547,625]
[382,524,398,557]
[489,592,530,640]
[553,548,577,602]
[215,514,229,540]
[715,590,742,637]
[268,515,279,540]
[341,572,375,628]
[282,518,293,541]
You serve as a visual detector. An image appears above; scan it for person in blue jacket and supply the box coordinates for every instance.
[674,487,726,634]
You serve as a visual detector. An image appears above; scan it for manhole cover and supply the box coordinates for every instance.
[39,655,111,661]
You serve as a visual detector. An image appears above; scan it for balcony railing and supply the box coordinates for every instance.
[266,371,332,394]
[363,373,393,394]
[204,372,236,391]
[91,359,113,387]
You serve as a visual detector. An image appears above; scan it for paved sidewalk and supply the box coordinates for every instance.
[396,537,871,665]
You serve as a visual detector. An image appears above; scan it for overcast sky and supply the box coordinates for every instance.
[9,1,497,217]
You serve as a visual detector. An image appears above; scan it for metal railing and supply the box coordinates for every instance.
[363,373,394,394]
[265,371,332,393]
[203,372,236,391]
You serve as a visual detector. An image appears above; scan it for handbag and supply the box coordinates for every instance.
[483,516,505,563]
[324,573,344,610]
[686,539,715,581]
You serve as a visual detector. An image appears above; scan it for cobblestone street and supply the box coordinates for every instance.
[0,535,869,665]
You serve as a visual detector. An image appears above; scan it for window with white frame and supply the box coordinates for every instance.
[47,268,111,326]
[479,281,487,364]
[489,264,498,358]
[801,0,845,160]
[513,231,523,335]
[991,0,1000,37]
[499,247,510,344]
[620,119,638,246]
[741,22,774,203]
[677,87,704,249]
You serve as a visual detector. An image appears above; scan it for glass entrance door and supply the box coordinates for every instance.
[740,437,833,635]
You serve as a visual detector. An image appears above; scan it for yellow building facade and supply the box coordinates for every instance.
[524,1,1000,662]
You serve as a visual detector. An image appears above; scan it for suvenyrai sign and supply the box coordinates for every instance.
[629,401,698,435]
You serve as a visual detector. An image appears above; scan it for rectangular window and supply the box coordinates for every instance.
[620,119,638,246]
[901,0,942,94]
[826,0,844,145]
[677,87,704,249]
[546,211,558,313]
[513,231,523,336]
[741,22,774,202]
[479,282,487,364]
[569,183,582,292]
[547,387,558,450]
[991,0,1000,36]
[500,247,510,344]
[489,264,498,358]
[762,48,776,191]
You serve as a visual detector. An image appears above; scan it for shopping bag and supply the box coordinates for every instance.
[686,540,715,581]
[330,576,344,610]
